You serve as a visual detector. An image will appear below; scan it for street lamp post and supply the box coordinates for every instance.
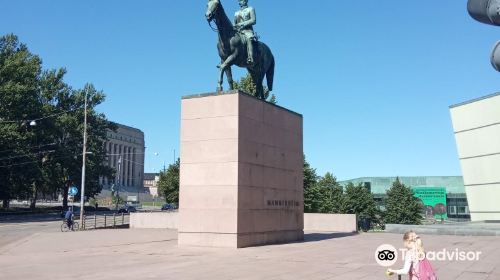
[80,93,88,225]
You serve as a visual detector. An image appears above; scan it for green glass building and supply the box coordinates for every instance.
[339,176,469,220]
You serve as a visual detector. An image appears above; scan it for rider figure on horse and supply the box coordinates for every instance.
[234,0,257,65]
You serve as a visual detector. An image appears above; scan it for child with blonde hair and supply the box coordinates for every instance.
[387,231,437,280]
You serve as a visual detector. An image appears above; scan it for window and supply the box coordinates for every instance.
[448,206,457,215]
[458,206,469,214]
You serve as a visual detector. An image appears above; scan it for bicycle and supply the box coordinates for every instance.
[61,219,79,232]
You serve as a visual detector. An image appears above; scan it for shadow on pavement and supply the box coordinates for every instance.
[302,232,358,243]
[0,213,62,224]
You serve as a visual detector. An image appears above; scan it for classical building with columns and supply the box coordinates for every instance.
[99,123,145,192]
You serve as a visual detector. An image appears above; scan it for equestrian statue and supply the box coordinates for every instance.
[205,0,275,100]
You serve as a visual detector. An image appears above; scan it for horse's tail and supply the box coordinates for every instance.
[266,55,275,92]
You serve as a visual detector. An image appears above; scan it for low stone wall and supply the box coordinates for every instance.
[303,213,357,233]
[130,212,178,229]
[131,212,356,233]
[386,223,500,236]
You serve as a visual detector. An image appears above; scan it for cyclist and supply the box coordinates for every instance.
[64,208,74,229]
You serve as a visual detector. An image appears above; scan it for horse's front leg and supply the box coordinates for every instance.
[218,52,238,92]
[217,60,225,92]
[225,67,234,90]
[220,52,238,70]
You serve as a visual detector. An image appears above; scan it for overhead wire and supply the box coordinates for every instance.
[0,152,86,169]
[0,142,58,154]
[0,132,84,155]
[0,107,82,124]
[0,150,56,162]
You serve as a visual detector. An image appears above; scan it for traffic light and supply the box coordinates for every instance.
[467,0,500,26]
[492,41,500,71]
[467,0,500,71]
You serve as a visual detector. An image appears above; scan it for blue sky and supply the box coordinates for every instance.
[2,1,500,180]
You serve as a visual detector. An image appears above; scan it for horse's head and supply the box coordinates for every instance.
[206,0,221,22]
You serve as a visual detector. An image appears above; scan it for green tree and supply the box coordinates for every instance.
[233,73,277,104]
[158,159,180,205]
[33,63,115,209]
[317,172,344,213]
[343,182,377,219]
[385,178,423,225]
[0,34,115,209]
[0,34,44,208]
[303,156,320,213]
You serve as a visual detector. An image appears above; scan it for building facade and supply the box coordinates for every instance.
[99,123,145,192]
[143,173,160,197]
[450,92,500,222]
[339,176,470,220]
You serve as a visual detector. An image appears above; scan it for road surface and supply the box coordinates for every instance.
[0,214,62,248]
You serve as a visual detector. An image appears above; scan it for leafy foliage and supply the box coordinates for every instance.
[233,73,277,104]
[384,178,424,225]
[303,156,319,212]
[0,34,43,208]
[303,163,423,226]
[317,172,344,213]
[304,172,346,214]
[343,182,377,219]
[158,159,180,205]
[303,158,377,219]
[111,193,125,206]
[0,34,115,208]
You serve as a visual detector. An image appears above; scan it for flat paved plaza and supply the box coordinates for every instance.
[1,229,499,280]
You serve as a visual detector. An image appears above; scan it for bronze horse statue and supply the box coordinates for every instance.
[205,0,275,100]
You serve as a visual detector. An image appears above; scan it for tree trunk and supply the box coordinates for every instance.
[30,183,38,210]
[62,184,69,209]
[29,198,36,210]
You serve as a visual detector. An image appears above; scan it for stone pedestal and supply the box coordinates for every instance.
[178,90,304,248]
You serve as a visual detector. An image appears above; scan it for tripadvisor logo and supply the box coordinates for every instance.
[405,248,482,262]
[375,244,398,267]
[374,243,482,266]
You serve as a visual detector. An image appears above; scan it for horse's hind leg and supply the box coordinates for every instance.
[251,72,265,100]
[225,67,234,90]
[256,82,265,100]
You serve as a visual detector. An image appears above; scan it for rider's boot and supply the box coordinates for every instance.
[247,40,255,65]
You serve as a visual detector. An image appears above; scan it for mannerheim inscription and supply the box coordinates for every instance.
[266,199,301,208]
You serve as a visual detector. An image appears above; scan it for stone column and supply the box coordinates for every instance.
[113,143,118,185]
[132,148,136,186]
[121,145,125,187]
[124,146,129,187]
[105,142,111,186]
[128,147,136,187]
[114,143,118,168]
[119,144,123,186]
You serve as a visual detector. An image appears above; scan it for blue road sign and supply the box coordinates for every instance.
[69,186,78,196]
